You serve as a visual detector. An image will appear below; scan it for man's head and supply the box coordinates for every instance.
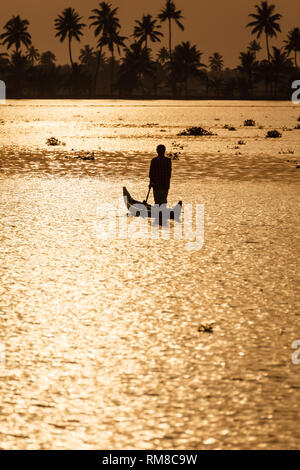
[157,145,166,157]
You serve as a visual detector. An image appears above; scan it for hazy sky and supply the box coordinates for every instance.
[0,0,299,67]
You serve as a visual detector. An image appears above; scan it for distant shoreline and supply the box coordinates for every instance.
[4,95,292,101]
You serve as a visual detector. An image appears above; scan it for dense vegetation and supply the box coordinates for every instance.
[0,1,299,99]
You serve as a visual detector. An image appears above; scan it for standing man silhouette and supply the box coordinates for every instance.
[149,145,172,206]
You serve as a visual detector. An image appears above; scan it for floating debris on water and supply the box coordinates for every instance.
[244,119,255,127]
[178,127,216,136]
[169,142,184,160]
[141,123,159,128]
[198,323,214,333]
[46,137,66,146]
[266,130,282,138]
[279,148,294,155]
[224,124,236,131]
[77,152,95,161]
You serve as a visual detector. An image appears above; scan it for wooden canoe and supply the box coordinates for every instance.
[123,187,182,221]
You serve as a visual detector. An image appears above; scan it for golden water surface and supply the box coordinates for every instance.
[0,100,299,449]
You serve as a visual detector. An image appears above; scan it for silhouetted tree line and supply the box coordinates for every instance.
[0,1,299,99]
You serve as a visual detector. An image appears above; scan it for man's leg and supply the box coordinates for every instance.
[153,189,169,225]
[153,189,169,205]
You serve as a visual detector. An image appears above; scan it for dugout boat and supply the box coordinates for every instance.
[123,187,182,221]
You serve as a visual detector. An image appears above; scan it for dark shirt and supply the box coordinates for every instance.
[149,156,172,190]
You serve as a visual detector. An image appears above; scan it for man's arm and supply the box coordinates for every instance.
[168,159,172,181]
[149,160,154,188]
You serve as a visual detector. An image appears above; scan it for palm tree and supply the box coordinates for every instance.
[0,15,32,53]
[237,51,259,95]
[79,45,99,96]
[79,45,96,65]
[284,27,300,69]
[209,52,224,73]
[210,75,225,98]
[40,51,56,70]
[171,41,205,96]
[247,39,262,57]
[133,15,163,49]
[119,42,153,95]
[38,52,57,97]
[104,24,126,95]
[247,1,281,62]
[256,59,273,96]
[89,2,120,94]
[157,46,169,65]
[26,46,40,65]
[271,46,293,96]
[54,8,85,69]
[158,0,184,59]
[9,51,30,97]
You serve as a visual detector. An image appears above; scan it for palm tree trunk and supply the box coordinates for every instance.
[249,71,253,97]
[68,36,75,97]
[169,18,172,59]
[185,75,188,97]
[295,50,298,69]
[153,73,158,97]
[264,76,268,97]
[265,32,270,62]
[206,74,210,96]
[110,51,114,96]
[68,36,74,69]
[139,73,145,96]
[14,45,21,98]
[273,74,277,97]
[265,32,273,96]
[94,46,102,96]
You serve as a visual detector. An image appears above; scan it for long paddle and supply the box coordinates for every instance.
[143,186,151,205]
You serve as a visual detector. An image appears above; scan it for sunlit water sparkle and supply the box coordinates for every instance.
[0,100,299,449]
